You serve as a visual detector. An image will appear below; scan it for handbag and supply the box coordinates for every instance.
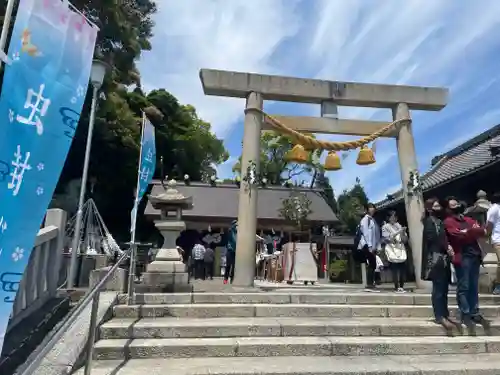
[384,225,407,263]
[385,242,407,263]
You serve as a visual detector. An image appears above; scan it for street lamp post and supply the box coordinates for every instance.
[67,59,108,289]
[0,0,16,69]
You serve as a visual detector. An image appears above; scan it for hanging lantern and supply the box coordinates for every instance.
[285,144,309,164]
[356,145,376,165]
[324,151,342,171]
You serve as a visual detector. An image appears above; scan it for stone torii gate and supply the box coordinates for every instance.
[199,69,448,288]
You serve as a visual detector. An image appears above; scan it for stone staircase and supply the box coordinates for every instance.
[79,289,500,374]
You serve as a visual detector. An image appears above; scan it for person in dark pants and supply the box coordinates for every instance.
[444,197,490,335]
[204,243,215,280]
[224,220,238,284]
[382,211,408,292]
[357,203,382,292]
[192,240,206,280]
[421,198,461,336]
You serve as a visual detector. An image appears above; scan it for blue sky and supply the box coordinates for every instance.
[138,0,500,202]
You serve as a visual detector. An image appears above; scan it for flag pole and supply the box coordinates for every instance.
[0,0,16,69]
[127,112,146,305]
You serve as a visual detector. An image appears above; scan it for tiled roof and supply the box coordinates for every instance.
[145,182,338,223]
[377,124,500,209]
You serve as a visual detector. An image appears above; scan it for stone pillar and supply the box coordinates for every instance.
[233,92,263,287]
[148,220,186,273]
[44,209,67,294]
[393,103,429,289]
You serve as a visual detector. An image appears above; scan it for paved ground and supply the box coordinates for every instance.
[191,277,420,293]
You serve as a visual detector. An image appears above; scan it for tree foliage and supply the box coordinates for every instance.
[336,178,369,234]
[232,132,321,186]
[278,190,313,229]
[314,171,337,214]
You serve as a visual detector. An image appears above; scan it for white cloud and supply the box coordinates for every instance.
[139,0,301,137]
[213,156,237,178]
[305,0,500,199]
[140,0,500,200]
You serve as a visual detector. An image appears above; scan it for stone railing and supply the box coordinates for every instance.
[7,209,67,331]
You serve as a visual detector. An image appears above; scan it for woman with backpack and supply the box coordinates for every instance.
[382,211,408,293]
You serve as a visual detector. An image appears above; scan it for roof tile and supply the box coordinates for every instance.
[377,131,500,208]
[145,182,338,222]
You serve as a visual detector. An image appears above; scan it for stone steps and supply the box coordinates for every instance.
[93,335,500,359]
[123,292,500,305]
[85,290,500,374]
[113,303,500,319]
[100,317,498,339]
[75,354,500,375]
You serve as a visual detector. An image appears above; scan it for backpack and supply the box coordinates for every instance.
[352,224,367,263]
[352,216,375,263]
[353,224,362,250]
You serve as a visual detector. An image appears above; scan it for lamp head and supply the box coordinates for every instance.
[90,59,109,90]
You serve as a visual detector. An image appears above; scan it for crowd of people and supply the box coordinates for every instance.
[186,220,238,284]
[356,193,500,335]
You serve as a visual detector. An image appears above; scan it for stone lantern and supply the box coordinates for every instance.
[140,179,193,292]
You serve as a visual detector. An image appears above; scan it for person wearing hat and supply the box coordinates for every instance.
[224,220,238,284]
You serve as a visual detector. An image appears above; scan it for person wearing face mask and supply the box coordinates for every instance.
[443,196,490,335]
[421,198,461,335]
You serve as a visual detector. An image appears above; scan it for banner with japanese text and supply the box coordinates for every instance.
[130,115,156,234]
[0,0,97,352]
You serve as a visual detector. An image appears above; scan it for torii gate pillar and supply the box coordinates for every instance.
[200,69,447,288]
[394,103,429,289]
[233,92,263,287]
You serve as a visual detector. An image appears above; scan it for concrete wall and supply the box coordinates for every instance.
[7,209,68,332]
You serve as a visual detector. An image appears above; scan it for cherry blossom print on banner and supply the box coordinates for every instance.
[0,0,97,352]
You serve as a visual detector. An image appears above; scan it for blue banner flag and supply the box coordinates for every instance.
[130,114,156,234]
[0,0,97,351]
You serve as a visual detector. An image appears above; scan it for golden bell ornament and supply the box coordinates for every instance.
[285,144,309,164]
[324,151,342,171]
[356,145,376,165]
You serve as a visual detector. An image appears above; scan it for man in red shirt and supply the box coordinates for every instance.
[443,197,489,334]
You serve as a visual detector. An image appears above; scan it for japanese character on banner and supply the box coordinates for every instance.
[144,148,154,163]
[16,84,51,136]
[0,216,7,233]
[139,167,150,182]
[7,145,32,196]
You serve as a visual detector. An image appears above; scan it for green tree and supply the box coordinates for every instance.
[142,91,229,181]
[35,1,230,240]
[314,171,337,214]
[232,132,318,185]
[336,178,369,234]
[349,177,369,208]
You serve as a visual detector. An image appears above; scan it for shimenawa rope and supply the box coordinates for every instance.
[251,108,411,152]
